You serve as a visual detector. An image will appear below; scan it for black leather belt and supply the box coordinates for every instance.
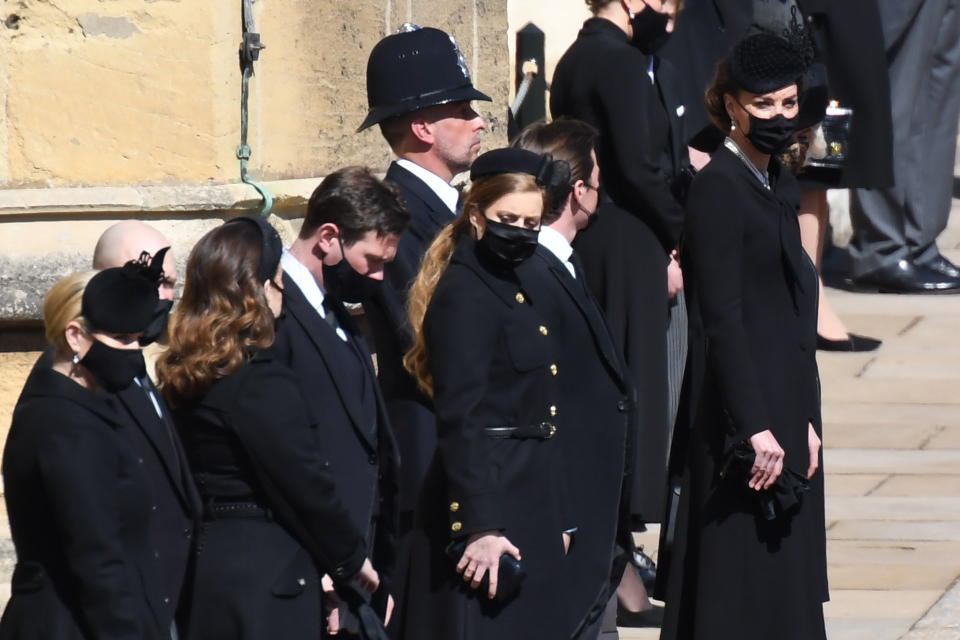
[483,422,557,439]
[205,501,271,520]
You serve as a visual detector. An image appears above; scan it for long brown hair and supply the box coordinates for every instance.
[403,172,544,397]
[156,222,276,406]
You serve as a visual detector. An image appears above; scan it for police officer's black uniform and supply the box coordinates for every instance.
[358,26,491,533]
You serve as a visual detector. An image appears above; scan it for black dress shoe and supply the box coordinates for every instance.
[923,253,960,279]
[817,333,882,352]
[851,259,960,294]
[617,603,665,628]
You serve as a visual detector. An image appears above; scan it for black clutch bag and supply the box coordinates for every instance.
[445,539,527,603]
[719,442,810,521]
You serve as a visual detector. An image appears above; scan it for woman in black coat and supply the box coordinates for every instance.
[551,0,685,531]
[659,33,827,640]
[391,149,574,640]
[1,264,170,640]
[155,216,381,639]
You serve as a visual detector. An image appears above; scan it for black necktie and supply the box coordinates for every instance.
[322,297,340,332]
[140,376,182,479]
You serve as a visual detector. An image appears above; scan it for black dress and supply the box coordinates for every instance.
[1,365,167,640]
[391,236,571,640]
[659,145,828,640]
[174,348,370,639]
[551,17,686,523]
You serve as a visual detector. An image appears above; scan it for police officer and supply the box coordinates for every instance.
[357,24,490,535]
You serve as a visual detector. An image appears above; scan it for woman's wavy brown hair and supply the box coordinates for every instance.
[403,172,544,397]
[156,221,276,406]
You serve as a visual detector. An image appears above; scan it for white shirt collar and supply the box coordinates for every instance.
[281,249,348,341]
[538,225,575,268]
[396,158,460,214]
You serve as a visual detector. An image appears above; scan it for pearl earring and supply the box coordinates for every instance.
[730,120,737,131]
[72,353,80,365]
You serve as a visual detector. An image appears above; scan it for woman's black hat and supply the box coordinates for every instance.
[358,24,491,132]
[224,215,283,283]
[729,31,808,95]
[470,148,570,190]
[82,250,165,334]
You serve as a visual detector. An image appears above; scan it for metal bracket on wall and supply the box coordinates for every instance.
[238,0,273,217]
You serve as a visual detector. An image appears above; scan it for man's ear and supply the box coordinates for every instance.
[314,223,341,256]
[409,116,435,145]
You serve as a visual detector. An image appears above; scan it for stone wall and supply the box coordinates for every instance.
[0,0,510,434]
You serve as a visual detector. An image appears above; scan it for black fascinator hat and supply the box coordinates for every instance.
[224,215,283,283]
[470,148,571,191]
[82,249,166,334]
[729,31,808,95]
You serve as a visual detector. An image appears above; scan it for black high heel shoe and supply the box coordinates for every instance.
[816,333,882,352]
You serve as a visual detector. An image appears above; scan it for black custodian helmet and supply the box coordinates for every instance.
[357,24,491,132]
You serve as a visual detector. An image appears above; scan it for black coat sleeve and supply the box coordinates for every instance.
[423,275,508,538]
[35,411,151,640]
[595,54,686,251]
[683,171,771,446]
[228,362,368,581]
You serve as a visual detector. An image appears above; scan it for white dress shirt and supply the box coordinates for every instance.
[396,158,460,215]
[280,249,348,342]
[538,225,577,279]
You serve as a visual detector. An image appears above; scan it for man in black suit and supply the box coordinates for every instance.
[357,24,490,534]
[91,222,200,639]
[272,167,409,636]
[513,120,638,639]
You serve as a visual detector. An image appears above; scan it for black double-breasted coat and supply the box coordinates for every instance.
[361,161,451,525]
[515,246,636,635]
[273,272,400,592]
[0,364,189,640]
[391,236,572,640]
[552,17,688,522]
[174,348,371,639]
[658,146,828,640]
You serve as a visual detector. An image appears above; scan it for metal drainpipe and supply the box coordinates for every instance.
[238,0,273,217]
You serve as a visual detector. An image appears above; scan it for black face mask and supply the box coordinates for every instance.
[630,6,672,55]
[138,299,173,347]
[80,338,146,392]
[477,219,540,269]
[322,238,380,304]
[741,107,799,155]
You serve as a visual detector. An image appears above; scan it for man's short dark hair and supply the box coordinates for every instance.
[301,166,410,244]
[511,118,599,224]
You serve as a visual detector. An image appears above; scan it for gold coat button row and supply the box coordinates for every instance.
[549,364,558,376]
[451,521,463,532]
[549,405,558,417]
[515,292,525,304]
[449,501,460,513]
[539,325,549,335]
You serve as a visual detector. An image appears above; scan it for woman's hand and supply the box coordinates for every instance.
[807,422,821,479]
[456,531,521,599]
[562,531,572,555]
[355,557,380,593]
[321,574,341,635]
[748,429,785,491]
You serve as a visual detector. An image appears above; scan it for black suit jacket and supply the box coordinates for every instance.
[1,365,172,640]
[515,245,637,634]
[362,161,454,517]
[274,271,399,579]
[551,17,686,252]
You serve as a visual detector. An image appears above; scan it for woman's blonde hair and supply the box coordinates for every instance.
[156,222,276,406]
[403,172,544,397]
[43,271,97,358]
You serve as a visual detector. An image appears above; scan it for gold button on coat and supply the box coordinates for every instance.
[450,501,460,513]
[451,521,463,533]
[549,364,558,376]
[549,405,558,416]
[539,325,549,335]
[515,292,525,304]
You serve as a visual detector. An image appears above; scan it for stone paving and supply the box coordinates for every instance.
[620,199,960,639]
